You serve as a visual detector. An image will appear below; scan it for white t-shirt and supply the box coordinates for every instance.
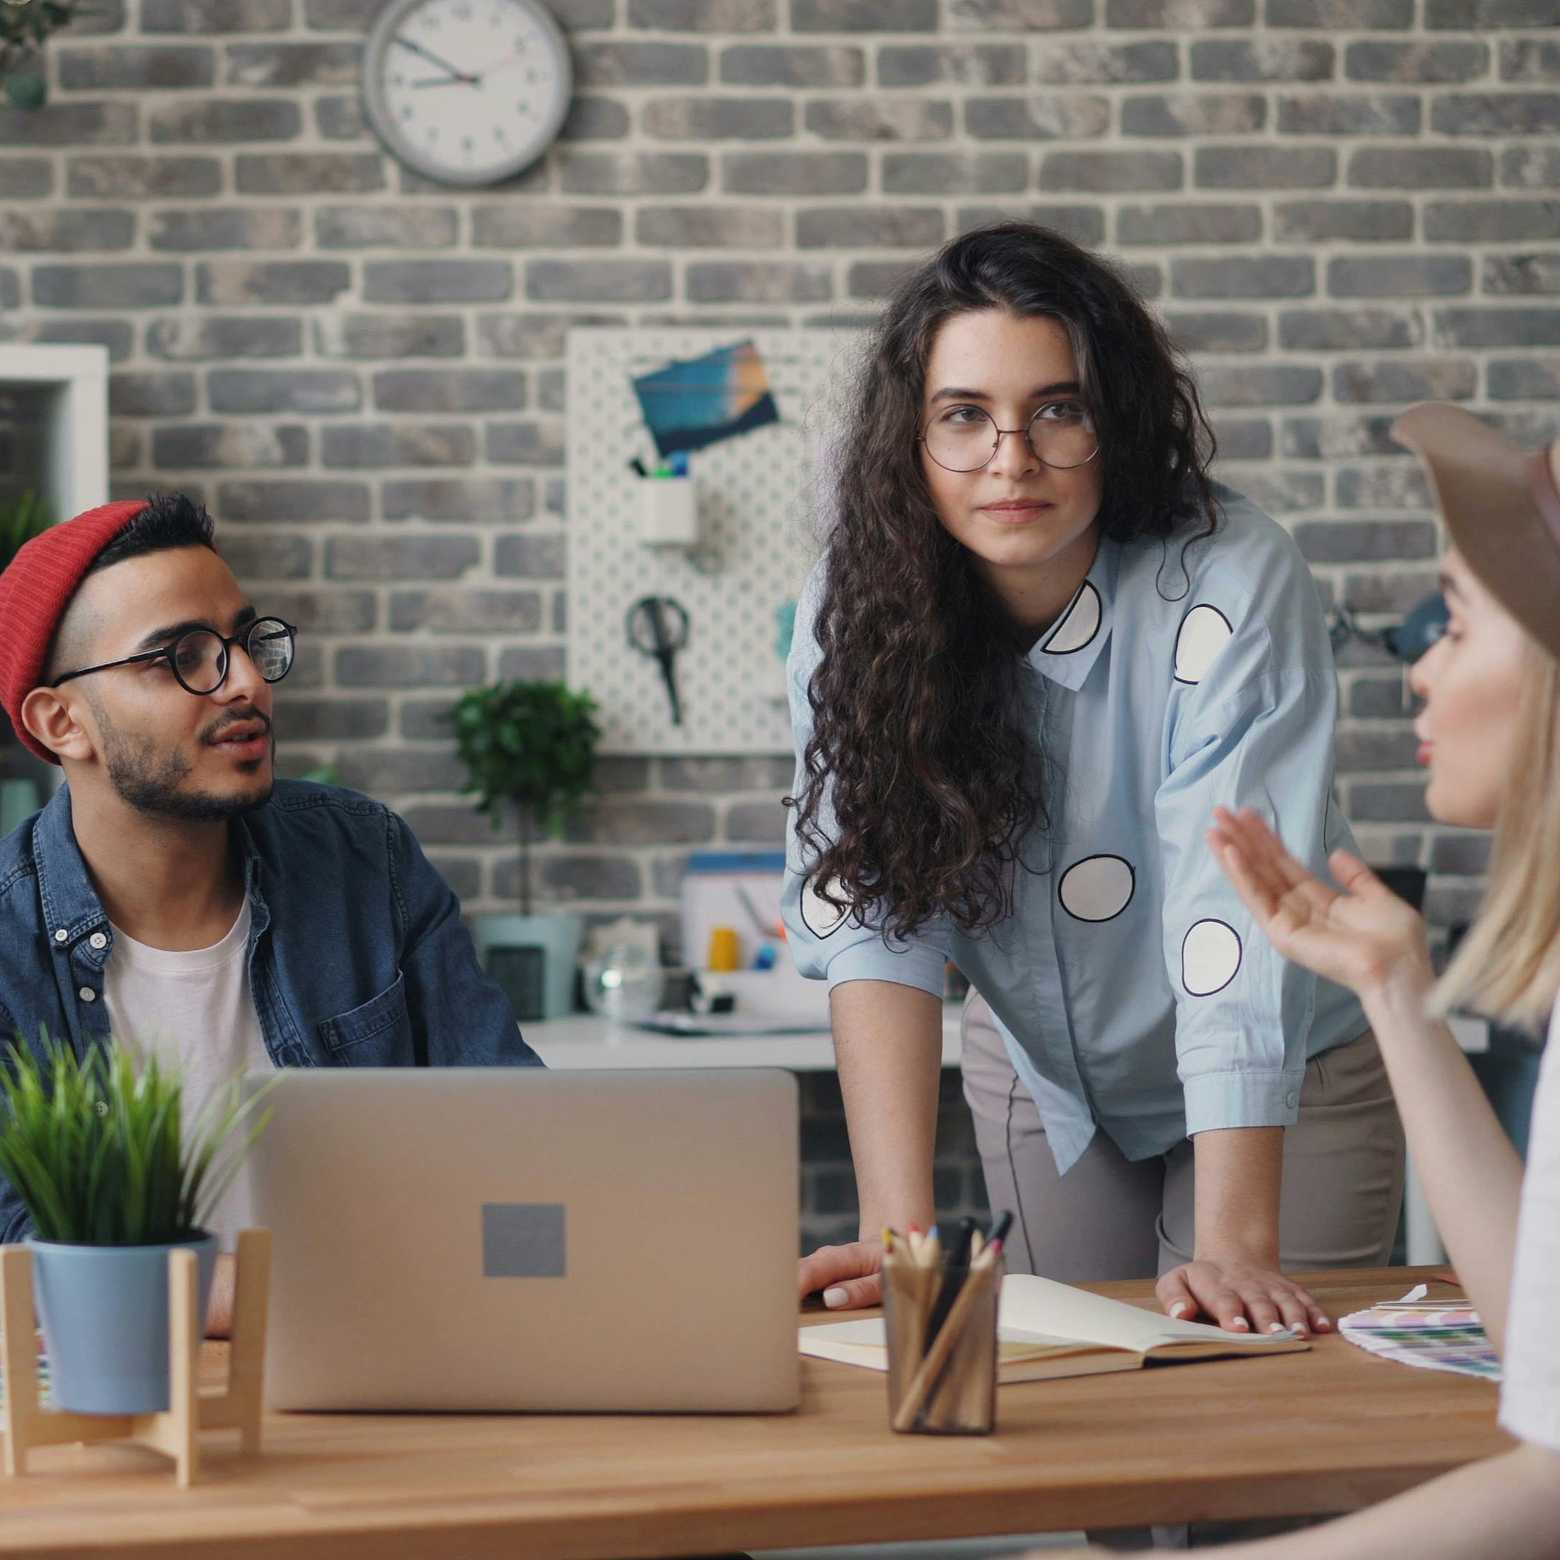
[104,900,271,1249]
[1498,998,1560,1452]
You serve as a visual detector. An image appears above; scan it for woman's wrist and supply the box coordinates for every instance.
[1359,955,1437,1031]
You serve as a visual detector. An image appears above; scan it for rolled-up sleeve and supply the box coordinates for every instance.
[781,568,951,998]
[1154,609,1340,1137]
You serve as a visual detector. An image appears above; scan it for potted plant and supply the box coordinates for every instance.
[0,1036,270,1415]
[0,490,57,826]
[449,680,601,1021]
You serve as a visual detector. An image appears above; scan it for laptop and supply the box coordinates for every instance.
[245,1067,800,1413]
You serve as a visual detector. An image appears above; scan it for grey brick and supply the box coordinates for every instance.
[1195,145,1334,189]
[485,422,564,466]
[108,372,197,417]
[150,98,300,143]
[142,0,291,29]
[323,423,477,468]
[57,44,215,89]
[471,205,622,248]
[1433,94,1560,138]
[334,748,466,795]
[1348,148,1492,190]
[0,210,134,252]
[1191,39,1332,82]
[524,854,641,904]
[475,312,624,359]
[1269,0,1411,22]
[60,0,126,32]
[327,534,479,581]
[394,804,495,848]
[145,316,300,361]
[1489,360,1560,400]
[686,262,832,304]
[1172,255,1313,300]
[1502,40,1560,84]
[1207,417,1271,460]
[382,478,535,522]
[812,98,955,140]
[1483,255,1560,297]
[149,207,302,251]
[222,533,313,580]
[154,422,309,469]
[1427,0,1558,25]
[0,103,138,146]
[1,318,134,361]
[1336,727,1420,774]
[565,798,716,847]
[363,260,512,304]
[340,644,485,688]
[302,0,374,23]
[1345,41,1489,84]
[196,259,351,306]
[1278,309,1423,351]
[1344,568,1440,614]
[314,95,366,139]
[278,699,390,743]
[526,259,672,303]
[236,153,386,194]
[796,0,936,24]
[877,44,1028,87]
[1348,675,1416,718]
[225,41,359,86]
[1122,93,1264,138]
[1163,310,1268,352]
[68,154,221,200]
[952,0,1093,22]
[495,533,566,579]
[797,207,944,248]
[725,151,868,195]
[314,313,465,359]
[1042,150,1182,192]
[639,205,785,248]
[1333,359,1476,404]
[1277,95,1421,137]
[647,96,794,139]
[558,151,709,195]
[1273,199,1414,243]
[1431,307,1560,349]
[659,755,793,792]
[219,480,372,523]
[577,41,708,87]
[0,160,51,198]
[109,425,144,468]
[1229,470,1325,515]
[1426,201,1560,243]
[1503,149,1560,190]
[1430,833,1490,876]
[495,645,567,680]
[1196,364,1323,407]
[955,205,1105,245]
[720,44,862,87]
[1328,255,1471,299]
[389,589,543,634]
[966,96,1110,140]
[1106,0,1252,20]
[374,370,526,414]
[1335,465,1431,510]
[628,0,776,25]
[1118,203,1260,246]
[208,368,359,414]
[1294,518,1436,565]
[1345,781,1429,826]
[1033,41,1178,83]
[316,206,459,249]
[847,261,918,299]
[33,264,182,309]
[726,799,786,844]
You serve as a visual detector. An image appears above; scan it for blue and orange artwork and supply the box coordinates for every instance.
[632,339,781,459]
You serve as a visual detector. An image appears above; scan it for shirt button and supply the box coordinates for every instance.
[79,987,96,1003]
[1284,1090,1298,1109]
[89,932,108,950]
[54,929,68,943]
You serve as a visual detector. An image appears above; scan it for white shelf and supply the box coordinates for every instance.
[0,343,110,522]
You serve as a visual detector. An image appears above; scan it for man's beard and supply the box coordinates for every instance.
[98,707,274,823]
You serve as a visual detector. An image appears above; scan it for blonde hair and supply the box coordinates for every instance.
[1430,640,1560,1035]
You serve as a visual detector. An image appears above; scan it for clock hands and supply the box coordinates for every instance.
[393,34,478,85]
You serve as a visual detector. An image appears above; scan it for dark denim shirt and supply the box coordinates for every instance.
[0,778,541,1243]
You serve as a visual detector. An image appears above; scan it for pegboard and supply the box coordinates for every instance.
[565,328,857,755]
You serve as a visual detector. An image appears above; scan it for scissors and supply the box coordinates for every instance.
[626,595,689,726]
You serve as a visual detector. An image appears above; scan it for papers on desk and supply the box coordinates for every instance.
[638,966,832,1037]
[801,1272,1309,1385]
[1339,1283,1500,1381]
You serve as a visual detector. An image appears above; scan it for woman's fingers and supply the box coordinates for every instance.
[821,1272,883,1310]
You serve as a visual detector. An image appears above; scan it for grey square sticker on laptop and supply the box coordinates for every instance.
[482,1202,566,1278]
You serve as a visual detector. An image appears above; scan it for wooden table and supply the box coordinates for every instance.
[0,1269,1508,1559]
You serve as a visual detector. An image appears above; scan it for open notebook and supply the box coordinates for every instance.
[800,1272,1310,1384]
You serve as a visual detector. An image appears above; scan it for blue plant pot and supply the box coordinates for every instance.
[29,1234,218,1414]
[472,912,584,1021]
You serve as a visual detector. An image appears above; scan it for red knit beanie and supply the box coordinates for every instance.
[0,500,150,763]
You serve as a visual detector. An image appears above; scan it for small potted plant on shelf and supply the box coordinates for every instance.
[0,1036,271,1415]
[449,679,601,1021]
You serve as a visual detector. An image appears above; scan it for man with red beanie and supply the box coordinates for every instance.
[0,494,541,1328]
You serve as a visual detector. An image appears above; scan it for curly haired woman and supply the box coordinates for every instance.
[784,224,1403,1335]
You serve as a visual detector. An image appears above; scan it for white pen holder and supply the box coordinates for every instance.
[639,477,699,548]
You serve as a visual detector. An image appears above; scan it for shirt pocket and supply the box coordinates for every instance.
[317,972,413,1064]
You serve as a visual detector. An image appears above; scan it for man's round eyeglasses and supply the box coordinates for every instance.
[919,400,1100,474]
[51,617,298,698]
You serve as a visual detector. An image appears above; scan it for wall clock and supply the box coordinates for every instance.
[362,0,572,187]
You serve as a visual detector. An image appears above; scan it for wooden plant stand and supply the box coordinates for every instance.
[0,1227,270,1487]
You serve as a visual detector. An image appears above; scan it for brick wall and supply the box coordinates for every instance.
[2,0,1556,1241]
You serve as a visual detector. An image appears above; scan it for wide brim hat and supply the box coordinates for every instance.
[1392,402,1560,662]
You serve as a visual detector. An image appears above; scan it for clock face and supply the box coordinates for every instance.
[363,0,572,187]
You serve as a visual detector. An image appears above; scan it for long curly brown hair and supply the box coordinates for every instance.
[790,223,1218,942]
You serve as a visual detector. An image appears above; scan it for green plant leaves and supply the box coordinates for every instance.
[0,490,53,573]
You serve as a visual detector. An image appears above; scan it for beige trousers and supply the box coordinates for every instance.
[960,994,1407,1281]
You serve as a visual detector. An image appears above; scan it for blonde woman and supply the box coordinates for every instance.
[1045,404,1560,1557]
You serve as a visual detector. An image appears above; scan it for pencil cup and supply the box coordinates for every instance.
[883,1253,1003,1435]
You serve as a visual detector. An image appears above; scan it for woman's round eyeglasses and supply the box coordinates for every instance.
[51,617,298,697]
[919,400,1099,474]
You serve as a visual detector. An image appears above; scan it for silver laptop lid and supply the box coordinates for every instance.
[246,1068,799,1413]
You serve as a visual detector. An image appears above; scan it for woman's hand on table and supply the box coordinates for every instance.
[799,1239,885,1310]
[1156,1255,1328,1337]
